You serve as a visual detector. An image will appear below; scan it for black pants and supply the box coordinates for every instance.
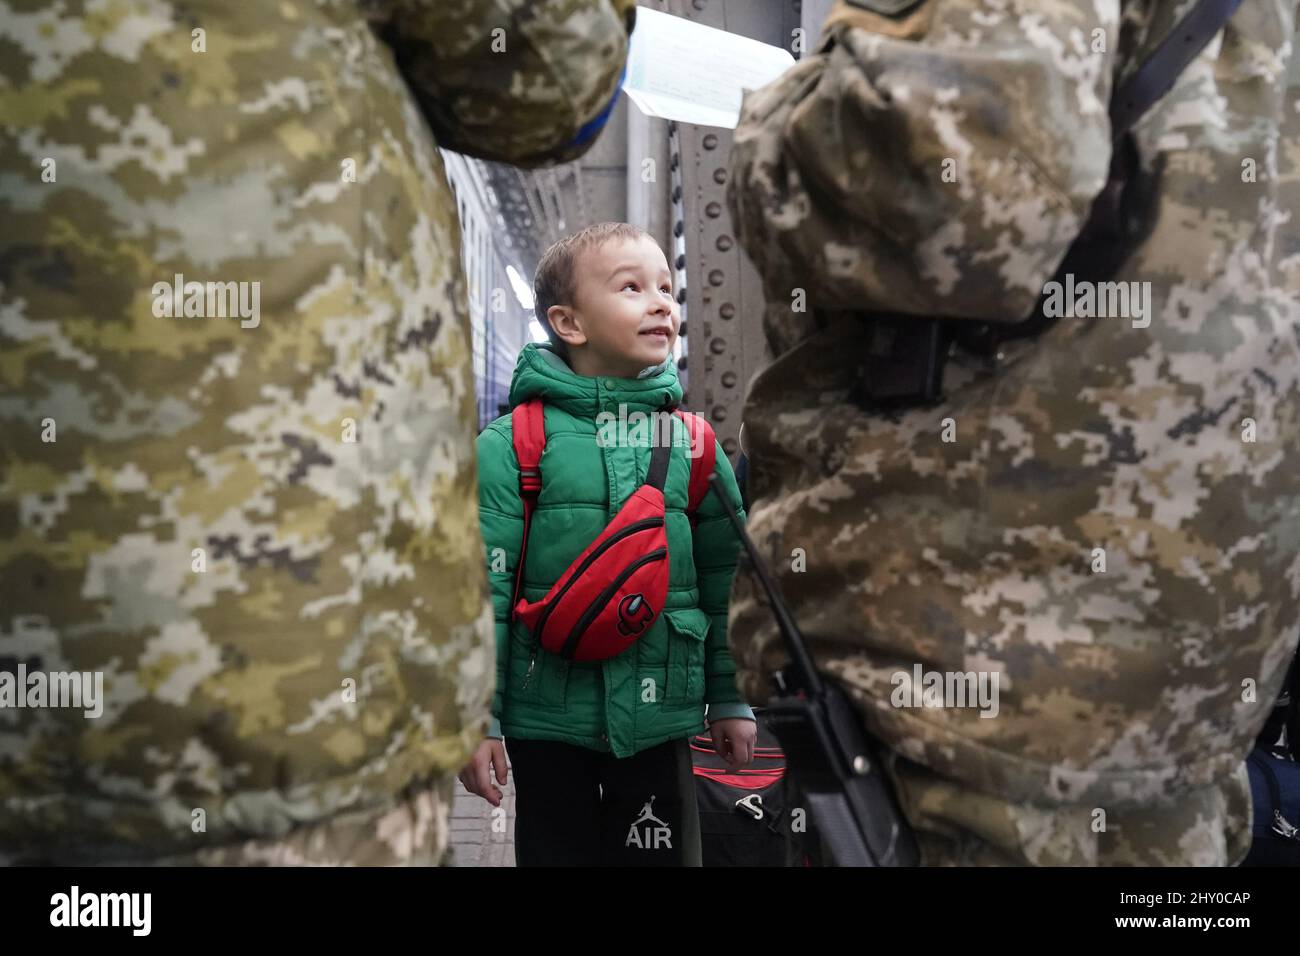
[506,736,701,867]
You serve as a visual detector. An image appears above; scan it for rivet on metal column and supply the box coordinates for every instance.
[667,120,690,383]
[671,0,792,461]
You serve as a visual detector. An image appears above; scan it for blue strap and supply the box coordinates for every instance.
[1109,0,1242,136]
[568,62,628,149]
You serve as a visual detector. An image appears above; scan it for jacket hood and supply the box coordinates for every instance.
[507,343,682,417]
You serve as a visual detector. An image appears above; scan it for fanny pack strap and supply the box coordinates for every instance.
[646,413,674,491]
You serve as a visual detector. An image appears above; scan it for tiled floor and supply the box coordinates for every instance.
[449,762,516,867]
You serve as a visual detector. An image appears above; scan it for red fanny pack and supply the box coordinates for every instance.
[510,399,715,663]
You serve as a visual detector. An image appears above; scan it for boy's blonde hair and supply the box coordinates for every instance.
[533,222,651,358]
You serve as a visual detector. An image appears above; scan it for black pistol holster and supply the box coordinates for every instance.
[708,475,919,866]
[762,673,917,866]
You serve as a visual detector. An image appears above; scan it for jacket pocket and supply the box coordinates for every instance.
[664,607,709,704]
[512,628,569,711]
[537,652,570,709]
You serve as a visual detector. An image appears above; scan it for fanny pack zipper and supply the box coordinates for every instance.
[560,548,668,661]
[530,517,663,644]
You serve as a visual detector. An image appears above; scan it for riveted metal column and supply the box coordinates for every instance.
[627,1,673,255]
[669,0,800,460]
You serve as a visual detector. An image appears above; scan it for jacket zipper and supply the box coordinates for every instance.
[522,518,663,689]
[560,548,668,660]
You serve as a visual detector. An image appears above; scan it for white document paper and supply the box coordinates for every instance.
[623,6,796,129]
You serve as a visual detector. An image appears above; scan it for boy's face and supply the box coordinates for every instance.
[550,234,680,379]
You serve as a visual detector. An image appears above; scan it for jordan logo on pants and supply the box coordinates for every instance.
[625,796,672,850]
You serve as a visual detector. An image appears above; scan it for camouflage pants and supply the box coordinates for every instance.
[886,753,1254,867]
[1,777,455,867]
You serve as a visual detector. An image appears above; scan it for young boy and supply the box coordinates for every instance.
[460,222,756,866]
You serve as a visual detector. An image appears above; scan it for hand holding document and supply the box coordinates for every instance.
[623,6,796,129]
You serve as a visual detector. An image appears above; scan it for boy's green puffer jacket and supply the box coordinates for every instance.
[476,344,752,757]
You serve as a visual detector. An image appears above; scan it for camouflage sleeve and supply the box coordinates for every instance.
[727,0,1120,323]
[1,0,500,858]
[1284,21,1300,296]
[476,422,524,725]
[692,440,748,706]
[370,0,636,167]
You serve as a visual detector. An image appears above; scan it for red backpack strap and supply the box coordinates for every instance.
[673,409,716,526]
[510,399,546,621]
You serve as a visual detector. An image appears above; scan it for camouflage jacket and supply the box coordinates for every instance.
[726,0,1300,863]
[0,0,633,861]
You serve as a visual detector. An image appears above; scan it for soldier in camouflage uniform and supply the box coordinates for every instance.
[726,0,1300,865]
[0,0,634,865]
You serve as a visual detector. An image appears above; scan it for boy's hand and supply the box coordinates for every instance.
[458,738,509,807]
[709,718,757,769]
